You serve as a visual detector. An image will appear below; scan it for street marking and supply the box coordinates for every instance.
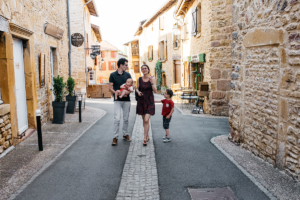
[116,115,160,200]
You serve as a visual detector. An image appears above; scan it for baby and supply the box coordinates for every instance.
[115,78,134,100]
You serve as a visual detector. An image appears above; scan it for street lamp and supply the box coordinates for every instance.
[172,23,180,36]
[83,0,93,88]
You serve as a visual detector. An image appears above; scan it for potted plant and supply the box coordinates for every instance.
[52,75,68,124]
[66,77,77,114]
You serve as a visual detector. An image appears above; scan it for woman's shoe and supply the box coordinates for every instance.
[143,139,147,146]
[146,135,150,142]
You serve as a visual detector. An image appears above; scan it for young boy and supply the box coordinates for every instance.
[114,78,134,100]
[161,89,174,143]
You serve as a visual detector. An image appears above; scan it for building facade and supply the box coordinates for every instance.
[229,0,300,181]
[0,0,70,150]
[124,39,141,82]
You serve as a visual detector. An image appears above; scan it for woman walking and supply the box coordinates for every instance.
[136,64,157,146]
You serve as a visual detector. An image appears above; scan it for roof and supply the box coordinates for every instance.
[91,24,102,42]
[85,0,99,17]
[142,0,177,28]
[134,20,147,36]
[100,40,120,51]
[175,0,195,16]
[118,53,128,57]
[124,39,139,46]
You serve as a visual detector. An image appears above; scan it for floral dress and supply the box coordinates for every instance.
[136,77,155,115]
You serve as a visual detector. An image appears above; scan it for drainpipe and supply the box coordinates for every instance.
[83,0,93,88]
[67,0,72,77]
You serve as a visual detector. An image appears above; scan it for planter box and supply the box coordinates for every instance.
[52,101,68,124]
[66,95,78,114]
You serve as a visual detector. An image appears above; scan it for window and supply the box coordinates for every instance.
[111,51,117,58]
[159,16,164,30]
[158,40,167,61]
[101,51,105,58]
[148,45,153,61]
[173,33,181,49]
[109,61,117,70]
[100,62,106,70]
[89,71,95,85]
[191,4,201,36]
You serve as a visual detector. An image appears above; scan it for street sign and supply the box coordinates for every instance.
[44,23,64,39]
[91,45,100,55]
[71,33,84,47]
[0,16,8,33]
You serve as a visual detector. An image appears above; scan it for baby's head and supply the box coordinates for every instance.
[126,78,133,86]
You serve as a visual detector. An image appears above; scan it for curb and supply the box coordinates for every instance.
[0,146,15,159]
[174,105,228,119]
[8,110,107,200]
[211,137,277,200]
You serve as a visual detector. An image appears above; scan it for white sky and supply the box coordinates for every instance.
[91,0,166,54]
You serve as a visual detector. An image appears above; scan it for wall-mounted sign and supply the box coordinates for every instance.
[71,33,84,47]
[90,53,97,60]
[39,53,45,87]
[0,16,8,33]
[191,54,199,62]
[189,53,206,63]
[44,23,64,39]
[172,54,181,60]
[91,45,100,55]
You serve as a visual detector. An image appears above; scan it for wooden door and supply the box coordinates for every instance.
[175,60,181,84]
[13,38,28,134]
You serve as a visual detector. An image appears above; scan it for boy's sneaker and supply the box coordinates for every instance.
[163,135,167,139]
[163,137,171,143]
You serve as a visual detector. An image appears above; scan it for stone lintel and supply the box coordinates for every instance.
[244,28,284,48]
[0,104,10,116]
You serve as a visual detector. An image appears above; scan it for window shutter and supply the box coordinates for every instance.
[95,56,97,65]
[151,45,153,60]
[164,40,167,61]
[103,62,106,70]
[115,52,117,58]
[159,16,164,30]
[111,51,114,57]
[158,42,161,60]
[191,7,197,36]
[101,51,105,58]
[177,35,181,48]
[109,61,111,70]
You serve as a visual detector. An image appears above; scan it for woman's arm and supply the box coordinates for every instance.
[136,77,143,96]
[150,76,157,93]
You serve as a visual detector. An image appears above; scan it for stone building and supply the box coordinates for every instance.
[69,0,99,92]
[0,0,70,151]
[229,0,300,181]
[124,38,142,82]
[127,0,232,115]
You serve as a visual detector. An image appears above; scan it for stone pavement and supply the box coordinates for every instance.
[0,106,106,200]
[214,135,300,200]
[116,115,159,200]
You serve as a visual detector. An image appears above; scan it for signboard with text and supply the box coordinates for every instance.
[44,23,64,39]
[71,33,84,47]
[91,45,100,55]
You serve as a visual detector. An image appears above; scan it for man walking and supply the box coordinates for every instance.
[109,58,132,146]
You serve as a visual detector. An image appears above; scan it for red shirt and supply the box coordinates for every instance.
[161,99,174,117]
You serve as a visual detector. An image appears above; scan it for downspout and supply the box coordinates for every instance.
[67,0,72,77]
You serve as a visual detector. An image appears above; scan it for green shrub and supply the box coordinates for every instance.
[67,77,75,96]
[53,75,66,102]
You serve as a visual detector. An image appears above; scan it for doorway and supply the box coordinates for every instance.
[174,60,181,85]
[50,48,58,101]
[13,38,28,134]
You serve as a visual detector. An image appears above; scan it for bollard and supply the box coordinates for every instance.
[36,110,43,151]
[78,96,82,123]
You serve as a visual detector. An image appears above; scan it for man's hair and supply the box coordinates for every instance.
[117,58,128,68]
[166,89,173,98]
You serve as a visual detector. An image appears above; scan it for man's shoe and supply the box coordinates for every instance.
[163,135,167,139]
[112,138,118,146]
[123,135,132,141]
[163,137,171,143]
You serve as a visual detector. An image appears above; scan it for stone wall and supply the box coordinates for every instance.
[229,0,300,181]
[0,105,12,154]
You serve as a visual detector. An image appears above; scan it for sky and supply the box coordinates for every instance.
[91,0,166,54]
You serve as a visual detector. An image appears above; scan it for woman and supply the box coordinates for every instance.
[136,64,157,146]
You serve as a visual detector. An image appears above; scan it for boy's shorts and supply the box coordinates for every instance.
[163,116,172,129]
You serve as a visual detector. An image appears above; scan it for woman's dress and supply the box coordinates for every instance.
[136,77,155,115]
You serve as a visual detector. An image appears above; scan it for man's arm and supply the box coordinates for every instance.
[109,82,115,94]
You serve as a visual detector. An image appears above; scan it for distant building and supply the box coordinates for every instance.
[118,52,128,60]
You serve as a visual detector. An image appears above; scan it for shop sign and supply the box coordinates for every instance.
[172,54,181,60]
[71,33,84,47]
[191,54,199,62]
[90,53,97,60]
[0,16,8,33]
[44,23,64,39]
[91,45,100,55]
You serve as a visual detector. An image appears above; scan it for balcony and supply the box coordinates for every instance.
[132,47,139,56]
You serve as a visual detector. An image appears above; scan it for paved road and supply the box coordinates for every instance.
[15,97,136,200]
[151,102,269,200]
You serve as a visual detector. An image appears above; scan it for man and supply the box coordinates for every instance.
[109,58,132,146]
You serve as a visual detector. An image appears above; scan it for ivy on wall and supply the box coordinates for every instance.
[155,60,162,90]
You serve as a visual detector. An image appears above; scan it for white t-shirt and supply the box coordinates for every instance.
[120,83,133,91]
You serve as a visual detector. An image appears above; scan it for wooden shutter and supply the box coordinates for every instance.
[164,40,167,61]
[158,42,161,60]
[109,61,111,70]
[191,7,197,36]
[151,45,153,60]
[101,51,105,58]
[115,52,117,58]
[94,56,98,65]
[159,16,164,30]
[100,62,106,70]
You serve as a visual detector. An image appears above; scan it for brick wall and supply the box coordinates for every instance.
[229,0,300,181]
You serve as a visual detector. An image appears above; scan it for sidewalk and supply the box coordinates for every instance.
[213,135,300,200]
[0,106,106,200]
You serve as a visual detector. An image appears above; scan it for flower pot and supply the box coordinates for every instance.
[66,95,78,114]
[52,101,68,124]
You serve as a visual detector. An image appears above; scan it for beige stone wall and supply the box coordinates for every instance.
[0,105,12,154]
[229,0,300,181]
[0,0,69,124]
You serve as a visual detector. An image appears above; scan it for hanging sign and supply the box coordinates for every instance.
[91,45,100,55]
[191,54,199,62]
[44,23,64,39]
[90,53,97,60]
[71,33,84,47]
[0,16,8,33]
